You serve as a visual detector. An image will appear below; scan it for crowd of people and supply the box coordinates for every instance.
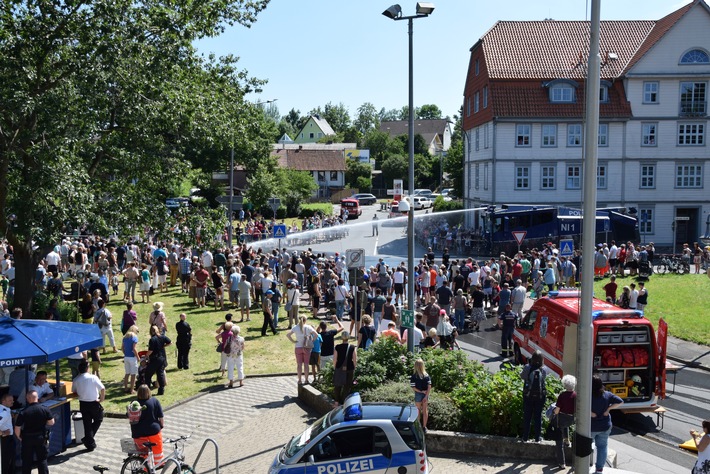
[2,219,710,472]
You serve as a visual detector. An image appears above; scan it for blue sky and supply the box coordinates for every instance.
[196,0,692,121]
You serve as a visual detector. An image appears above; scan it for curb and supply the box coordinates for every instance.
[296,383,615,467]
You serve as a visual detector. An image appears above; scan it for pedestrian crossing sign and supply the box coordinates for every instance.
[273,225,287,239]
[560,239,574,257]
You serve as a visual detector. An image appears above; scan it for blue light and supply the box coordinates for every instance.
[343,392,363,421]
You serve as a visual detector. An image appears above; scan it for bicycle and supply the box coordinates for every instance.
[656,255,690,275]
[120,434,195,474]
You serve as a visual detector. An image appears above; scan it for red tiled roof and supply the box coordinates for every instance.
[490,80,632,118]
[623,2,696,73]
[270,149,346,172]
[479,20,655,80]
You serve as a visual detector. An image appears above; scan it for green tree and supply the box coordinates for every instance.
[277,168,318,216]
[245,159,279,210]
[381,155,408,188]
[444,106,464,196]
[0,0,269,315]
[418,104,443,120]
[354,102,379,134]
[285,108,304,132]
[363,129,399,166]
[322,102,351,134]
[379,108,400,122]
[345,159,372,189]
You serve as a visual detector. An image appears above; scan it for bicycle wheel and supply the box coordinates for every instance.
[121,455,147,474]
[656,264,668,274]
[167,465,195,474]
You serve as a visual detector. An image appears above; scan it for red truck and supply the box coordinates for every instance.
[513,291,668,408]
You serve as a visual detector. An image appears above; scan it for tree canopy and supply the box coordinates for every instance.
[0,0,271,314]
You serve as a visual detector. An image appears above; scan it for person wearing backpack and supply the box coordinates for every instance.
[520,350,549,443]
[93,299,116,353]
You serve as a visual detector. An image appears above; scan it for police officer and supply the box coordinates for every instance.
[1,393,15,474]
[497,304,519,357]
[14,390,55,474]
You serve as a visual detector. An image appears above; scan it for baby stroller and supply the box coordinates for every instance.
[134,352,149,391]
[205,286,217,303]
[638,260,652,280]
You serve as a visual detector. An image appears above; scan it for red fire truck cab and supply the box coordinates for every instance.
[513,291,667,408]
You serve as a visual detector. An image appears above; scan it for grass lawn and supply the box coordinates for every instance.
[50,285,303,414]
[592,271,710,344]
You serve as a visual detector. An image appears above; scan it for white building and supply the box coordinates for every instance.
[462,0,710,248]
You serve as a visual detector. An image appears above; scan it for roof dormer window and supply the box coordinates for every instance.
[546,79,578,103]
[680,49,710,64]
[599,80,612,103]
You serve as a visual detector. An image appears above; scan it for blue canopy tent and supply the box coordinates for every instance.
[0,316,103,392]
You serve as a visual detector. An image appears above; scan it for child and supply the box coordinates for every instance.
[309,329,323,381]
[111,271,119,296]
[90,346,102,378]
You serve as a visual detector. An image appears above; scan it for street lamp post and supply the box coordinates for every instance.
[383,2,434,352]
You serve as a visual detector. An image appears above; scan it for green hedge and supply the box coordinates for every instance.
[300,203,334,218]
[432,196,464,213]
[313,338,563,438]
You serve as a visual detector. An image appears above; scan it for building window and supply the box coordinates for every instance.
[330,171,338,181]
[475,128,480,151]
[483,124,489,149]
[599,86,609,103]
[484,163,489,190]
[643,82,659,103]
[597,164,607,189]
[475,163,480,190]
[642,123,657,146]
[680,49,710,64]
[566,165,581,189]
[516,124,531,147]
[567,124,582,146]
[317,171,325,182]
[550,84,575,102]
[679,82,707,116]
[483,86,488,108]
[678,123,705,145]
[598,123,608,146]
[515,165,530,190]
[676,164,702,188]
[474,92,480,113]
[541,124,557,147]
[466,96,471,117]
[309,132,315,139]
[640,164,655,188]
[639,208,654,234]
[540,164,556,189]
[475,58,479,75]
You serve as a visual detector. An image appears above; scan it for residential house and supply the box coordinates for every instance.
[294,114,336,143]
[271,146,347,199]
[379,119,453,156]
[462,0,710,248]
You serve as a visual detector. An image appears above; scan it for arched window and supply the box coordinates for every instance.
[680,49,710,64]
[546,79,578,103]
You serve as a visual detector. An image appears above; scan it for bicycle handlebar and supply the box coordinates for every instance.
[165,434,191,444]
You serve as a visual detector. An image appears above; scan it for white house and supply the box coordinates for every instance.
[462,0,710,248]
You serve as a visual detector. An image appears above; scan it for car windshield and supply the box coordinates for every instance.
[283,412,332,459]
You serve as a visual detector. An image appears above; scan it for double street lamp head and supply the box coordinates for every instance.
[382,2,434,20]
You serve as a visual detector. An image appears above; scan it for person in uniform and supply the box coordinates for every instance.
[175,313,192,370]
[72,360,105,451]
[1,393,15,474]
[14,390,55,474]
[497,304,519,357]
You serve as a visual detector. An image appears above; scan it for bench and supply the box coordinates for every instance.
[665,361,680,396]
[619,405,667,430]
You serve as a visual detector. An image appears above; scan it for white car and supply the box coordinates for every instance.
[410,196,431,210]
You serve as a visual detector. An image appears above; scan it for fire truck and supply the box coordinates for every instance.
[513,291,668,408]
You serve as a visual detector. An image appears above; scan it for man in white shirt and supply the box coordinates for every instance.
[511,279,527,316]
[45,249,61,275]
[629,283,639,310]
[201,249,213,271]
[468,265,481,289]
[72,360,105,451]
[608,242,619,275]
[0,393,14,474]
[20,370,54,405]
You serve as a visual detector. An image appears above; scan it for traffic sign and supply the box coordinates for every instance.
[512,231,527,246]
[272,225,287,239]
[346,248,365,269]
[401,309,414,329]
[559,239,574,257]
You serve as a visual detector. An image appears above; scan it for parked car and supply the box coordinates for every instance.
[413,189,433,197]
[352,193,377,205]
[270,393,428,474]
[410,196,431,210]
[165,197,190,209]
[340,198,362,218]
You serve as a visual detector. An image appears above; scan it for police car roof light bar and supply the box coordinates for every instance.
[343,392,363,421]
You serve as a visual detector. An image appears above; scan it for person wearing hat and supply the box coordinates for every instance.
[149,302,168,336]
[261,290,278,336]
[332,331,357,406]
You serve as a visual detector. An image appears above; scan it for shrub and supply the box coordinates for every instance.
[362,381,462,431]
[419,348,483,393]
[59,301,80,322]
[432,197,463,213]
[452,364,563,437]
[300,203,334,218]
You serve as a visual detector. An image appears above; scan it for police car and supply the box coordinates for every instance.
[269,393,428,474]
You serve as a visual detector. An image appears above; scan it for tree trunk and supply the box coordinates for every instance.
[11,242,37,318]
